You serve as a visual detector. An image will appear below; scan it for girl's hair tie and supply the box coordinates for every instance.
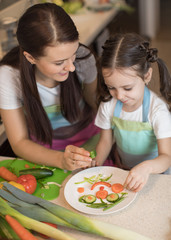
[139,42,158,63]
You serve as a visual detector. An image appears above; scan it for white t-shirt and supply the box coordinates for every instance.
[95,90,171,140]
[0,45,97,109]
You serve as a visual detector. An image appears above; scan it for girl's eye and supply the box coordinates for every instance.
[124,88,132,91]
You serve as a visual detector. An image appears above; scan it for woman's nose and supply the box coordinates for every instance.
[64,59,75,72]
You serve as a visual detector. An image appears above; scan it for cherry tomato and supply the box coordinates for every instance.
[17,174,37,194]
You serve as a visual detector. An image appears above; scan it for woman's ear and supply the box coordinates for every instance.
[23,51,36,65]
[144,67,153,85]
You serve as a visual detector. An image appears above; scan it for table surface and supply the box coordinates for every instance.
[0,156,171,240]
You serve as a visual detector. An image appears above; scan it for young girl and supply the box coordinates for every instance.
[95,33,171,192]
[0,3,100,170]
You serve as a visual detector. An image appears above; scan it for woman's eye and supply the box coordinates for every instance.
[55,62,64,66]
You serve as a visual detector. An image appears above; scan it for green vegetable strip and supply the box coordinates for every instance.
[3,182,152,240]
[0,197,76,240]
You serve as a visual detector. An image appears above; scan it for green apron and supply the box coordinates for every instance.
[111,87,158,169]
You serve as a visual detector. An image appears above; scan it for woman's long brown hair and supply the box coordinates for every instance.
[0,3,95,144]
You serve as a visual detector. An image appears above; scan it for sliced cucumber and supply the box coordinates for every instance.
[106,193,119,202]
[84,195,96,204]
[19,168,53,179]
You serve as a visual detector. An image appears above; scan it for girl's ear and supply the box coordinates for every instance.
[23,51,36,64]
[144,67,153,85]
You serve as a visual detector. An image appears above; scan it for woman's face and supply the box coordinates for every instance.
[33,41,79,87]
[102,67,151,112]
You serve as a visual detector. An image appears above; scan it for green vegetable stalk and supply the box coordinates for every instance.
[1,182,152,240]
[0,197,76,240]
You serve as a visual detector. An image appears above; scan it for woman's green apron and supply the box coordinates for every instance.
[111,87,158,169]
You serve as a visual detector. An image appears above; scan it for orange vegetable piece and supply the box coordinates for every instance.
[0,166,18,182]
[25,164,30,168]
[77,187,84,193]
[111,183,124,193]
[5,215,38,240]
[91,181,111,190]
[96,190,108,199]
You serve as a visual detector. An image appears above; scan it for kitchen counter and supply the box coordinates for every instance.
[0,156,170,240]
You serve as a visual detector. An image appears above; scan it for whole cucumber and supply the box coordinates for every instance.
[19,168,53,179]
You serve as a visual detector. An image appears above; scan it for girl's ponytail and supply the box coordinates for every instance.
[156,58,171,111]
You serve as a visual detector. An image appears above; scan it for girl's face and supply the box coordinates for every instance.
[29,41,79,88]
[102,67,151,112]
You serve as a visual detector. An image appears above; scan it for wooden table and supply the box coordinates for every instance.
[0,156,171,240]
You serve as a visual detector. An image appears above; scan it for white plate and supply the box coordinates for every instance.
[64,166,137,215]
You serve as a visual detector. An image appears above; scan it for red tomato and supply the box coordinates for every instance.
[17,174,37,194]
[39,222,57,239]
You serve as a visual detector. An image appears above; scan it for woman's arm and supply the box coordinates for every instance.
[124,137,171,192]
[95,128,113,166]
[1,108,92,170]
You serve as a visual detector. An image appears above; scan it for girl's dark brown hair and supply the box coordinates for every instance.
[97,33,171,110]
[0,3,94,144]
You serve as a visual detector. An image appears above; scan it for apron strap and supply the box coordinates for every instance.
[143,86,150,122]
[113,86,151,122]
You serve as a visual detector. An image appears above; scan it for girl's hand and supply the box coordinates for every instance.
[63,145,92,170]
[124,162,150,192]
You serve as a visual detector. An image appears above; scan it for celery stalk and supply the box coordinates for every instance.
[2,182,152,240]
[0,197,76,240]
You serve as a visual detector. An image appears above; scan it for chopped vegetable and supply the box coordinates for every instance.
[111,183,124,193]
[1,182,152,240]
[9,181,26,192]
[0,166,18,182]
[77,187,84,193]
[99,186,104,191]
[96,190,108,199]
[90,150,97,159]
[19,168,53,180]
[24,164,30,168]
[17,174,37,194]
[5,215,38,240]
[106,193,119,202]
[84,195,96,204]
[91,181,111,190]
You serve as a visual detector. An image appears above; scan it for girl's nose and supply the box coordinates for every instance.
[64,59,75,72]
[115,90,123,100]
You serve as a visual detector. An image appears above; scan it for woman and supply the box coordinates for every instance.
[0,3,99,170]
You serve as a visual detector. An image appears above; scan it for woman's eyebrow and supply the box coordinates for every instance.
[53,49,78,63]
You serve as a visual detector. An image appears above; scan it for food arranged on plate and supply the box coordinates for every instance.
[75,173,127,211]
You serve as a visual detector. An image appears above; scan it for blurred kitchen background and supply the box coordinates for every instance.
[0,0,171,156]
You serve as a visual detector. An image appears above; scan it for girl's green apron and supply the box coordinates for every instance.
[111,87,158,169]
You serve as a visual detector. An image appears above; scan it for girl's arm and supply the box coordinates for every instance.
[124,137,171,192]
[95,128,113,166]
[1,108,92,170]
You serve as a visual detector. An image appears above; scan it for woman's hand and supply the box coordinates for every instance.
[62,145,92,170]
[124,162,151,192]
